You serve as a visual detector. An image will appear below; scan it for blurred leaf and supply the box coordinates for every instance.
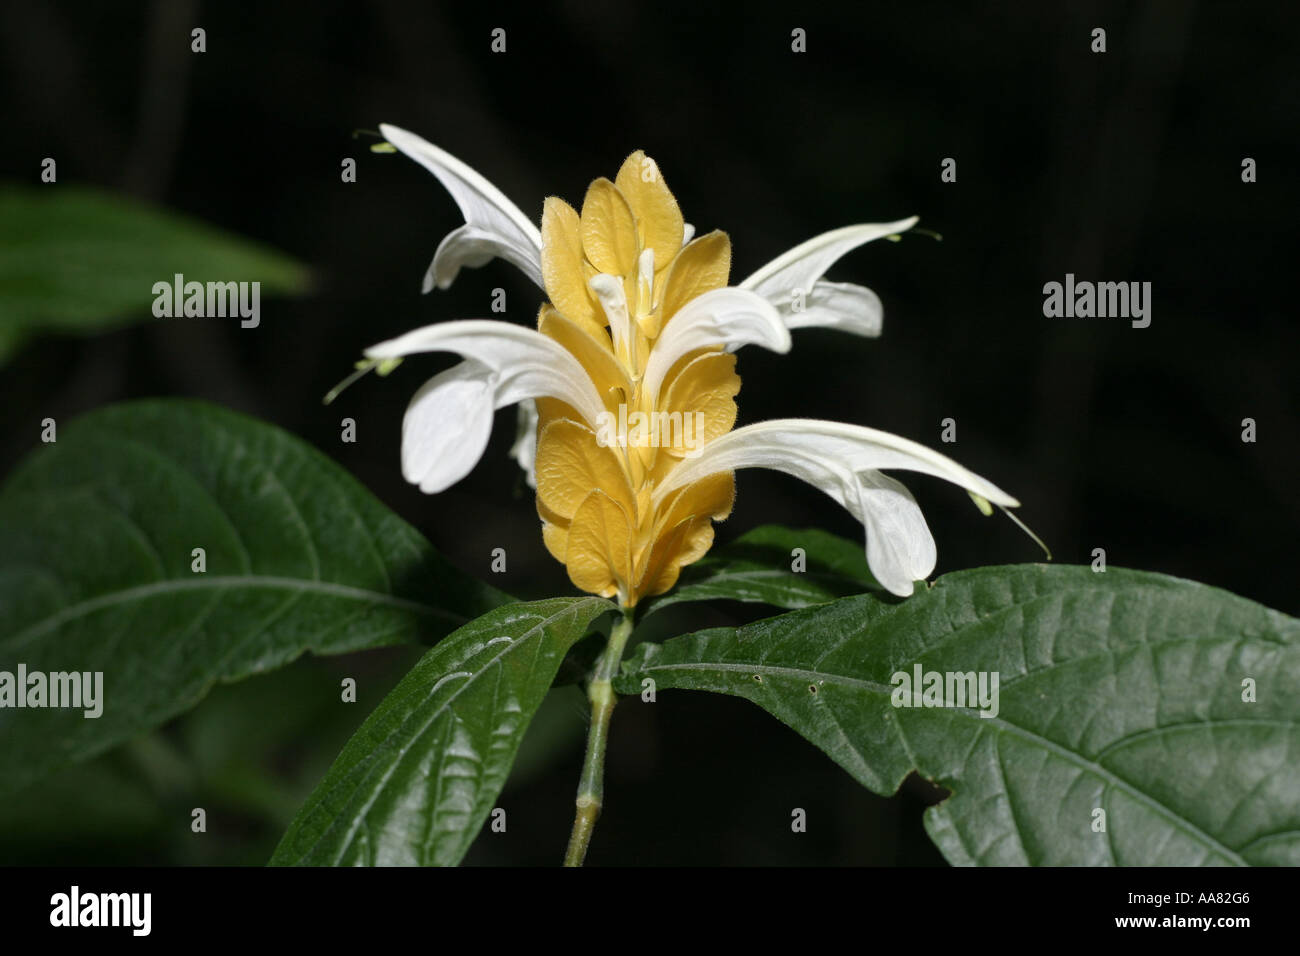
[646,524,880,615]
[271,596,613,866]
[0,184,309,362]
[505,685,587,788]
[618,565,1300,865]
[0,399,507,796]
[0,648,428,865]
[178,648,421,823]
[0,752,167,863]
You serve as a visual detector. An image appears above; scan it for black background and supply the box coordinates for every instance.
[1,1,1295,865]
[0,866,1277,940]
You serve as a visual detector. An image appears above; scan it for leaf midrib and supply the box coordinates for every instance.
[2,575,463,651]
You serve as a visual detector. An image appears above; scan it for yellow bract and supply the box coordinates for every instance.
[535,153,737,606]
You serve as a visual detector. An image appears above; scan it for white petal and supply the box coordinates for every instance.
[656,418,1018,507]
[402,363,496,493]
[366,319,606,427]
[784,280,882,338]
[510,399,539,489]
[652,418,1018,597]
[642,288,791,402]
[739,218,917,335]
[851,471,937,596]
[379,124,543,292]
[589,273,634,368]
[634,248,655,325]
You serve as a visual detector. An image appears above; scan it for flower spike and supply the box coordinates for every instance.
[365,136,1023,604]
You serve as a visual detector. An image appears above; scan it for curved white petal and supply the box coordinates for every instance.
[510,399,539,489]
[379,124,543,292]
[784,280,883,337]
[652,418,1018,596]
[365,319,606,427]
[642,288,791,402]
[851,471,937,596]
[402,362,496,493]
[739,218,917,335]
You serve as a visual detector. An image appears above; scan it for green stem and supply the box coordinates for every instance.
[563,607,635,867]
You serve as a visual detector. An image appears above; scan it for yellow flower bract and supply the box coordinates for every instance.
[535,152,737,606]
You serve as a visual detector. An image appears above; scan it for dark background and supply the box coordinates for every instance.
[1,1,1295,865]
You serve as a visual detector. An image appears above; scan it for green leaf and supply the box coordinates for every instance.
[270,596,613,866]
[646,524,880,615]
[0,184,309,362]
[0,399,507,796]
[617,565,1300,865]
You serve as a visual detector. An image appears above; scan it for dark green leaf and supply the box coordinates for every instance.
[617,565,1300,865]
[270,596,613,866]
[0,184,309,362]
[0,399,506,795]
[646,524,880,615]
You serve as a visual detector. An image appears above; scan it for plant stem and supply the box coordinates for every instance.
[563,607,635,867]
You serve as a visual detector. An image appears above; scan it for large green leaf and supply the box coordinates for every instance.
[617,565,1300,865]
[0,184,309,362]
[0,399,506,796]
[270,596,613,866]
[645,524,880,615]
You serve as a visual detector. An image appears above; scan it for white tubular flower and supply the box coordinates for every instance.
[652,419,1019,597]
[739,218,919,337]
[364,320,606,494]
[379,124,544,292]
[360,131,1027,605]
[641,288,791,404]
